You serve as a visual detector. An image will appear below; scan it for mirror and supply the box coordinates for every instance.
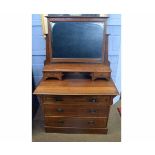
[50,22,104,59]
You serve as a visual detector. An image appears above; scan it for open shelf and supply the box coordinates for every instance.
[43,63,111,80]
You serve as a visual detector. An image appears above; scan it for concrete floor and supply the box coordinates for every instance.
[32,101,121,142]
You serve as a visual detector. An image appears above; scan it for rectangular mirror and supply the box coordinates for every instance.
[50,22,104,59]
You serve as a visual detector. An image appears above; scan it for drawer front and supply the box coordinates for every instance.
[43,95,111,106]
[44,104,110,117]
[45,126,108,134]
[45,116,108,128]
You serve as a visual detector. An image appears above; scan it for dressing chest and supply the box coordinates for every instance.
[33,15,118,134]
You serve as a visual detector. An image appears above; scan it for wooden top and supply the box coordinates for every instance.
[34,79,118,96]
[47,16,109,18]
[43,63,111,73]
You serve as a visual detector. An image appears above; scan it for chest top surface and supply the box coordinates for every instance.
[34,79,118,96]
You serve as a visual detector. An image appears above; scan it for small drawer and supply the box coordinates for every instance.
[44,104,110,117]
[45,116,108,128]
[43,95,111,106]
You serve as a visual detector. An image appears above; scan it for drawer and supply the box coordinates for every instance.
[45,116,108,128]
[43,95,111,106]
[44,104,110,117]
[45,126,108,134]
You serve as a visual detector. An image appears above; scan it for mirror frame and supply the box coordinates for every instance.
[45,16,108,64]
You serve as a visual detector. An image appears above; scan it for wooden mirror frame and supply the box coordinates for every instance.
[45,16,109,64]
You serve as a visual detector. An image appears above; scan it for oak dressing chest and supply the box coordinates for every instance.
[33,15,118,134]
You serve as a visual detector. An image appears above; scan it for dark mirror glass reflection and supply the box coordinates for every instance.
[51,22,104,58]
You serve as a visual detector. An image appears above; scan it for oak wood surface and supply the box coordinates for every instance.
[43,63,111,72]
[47,17,108,22]
[34,79,118,134]
[44,116,108,128]
[50,58,103,63]
[43,95,111,105]
[44,104,110,117]
[33,79,118,95]
[45,126,108,134]
[43,72,63,80]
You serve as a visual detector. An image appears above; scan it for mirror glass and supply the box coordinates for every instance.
[50,22,104,58]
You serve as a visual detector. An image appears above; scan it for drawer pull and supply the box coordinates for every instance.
[88,120,95,125]
[55,97,63,101]
[89,98,97,103]
[56,108,64,112]
[88,109,97,114]
[57,120,64,124]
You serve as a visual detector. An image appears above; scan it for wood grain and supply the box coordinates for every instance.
[45,126,108,134]
[44,116,108,128]
[43,63,111,72]
[43,63,111,80]
[43,95,111,105]
[47,17,108,22]
[33,79,118,95]
[44,104,110,117]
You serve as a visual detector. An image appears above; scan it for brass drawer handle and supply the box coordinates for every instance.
[88,109,97,114]
[56,108,64,112]
[88,120,95,125]
[57,120,64,124]
[89,98,97,103]
[55,97,63,101]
